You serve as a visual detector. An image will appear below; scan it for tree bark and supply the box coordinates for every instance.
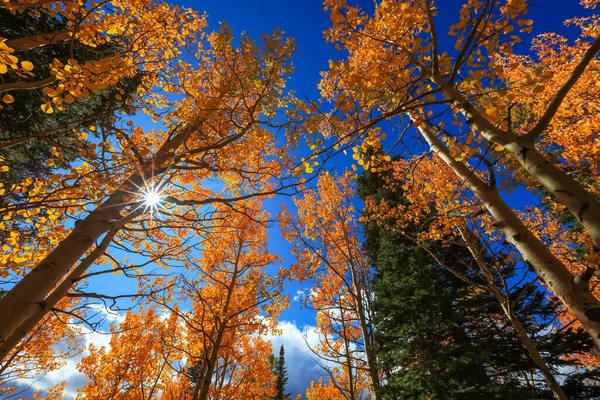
[194,322,226,400]
[0,76,55,93]
[414,118,600,352]
[0,120,201,348]
[352,277,381,400]
[194,245,240,400]
[0,226,122,363]
[2,0,63,9]
[4,30,71,51]
[341,225,381,399]
[458,224,568,400]
[432,74,600,251]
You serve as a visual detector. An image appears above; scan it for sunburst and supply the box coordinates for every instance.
[138,181,168,219]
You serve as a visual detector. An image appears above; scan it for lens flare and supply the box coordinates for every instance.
[143,188,162,207]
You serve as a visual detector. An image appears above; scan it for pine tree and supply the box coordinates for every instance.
[358,166,600,399]
[0,8,138,189]
[268,345,291,400]
[272,344,290,400]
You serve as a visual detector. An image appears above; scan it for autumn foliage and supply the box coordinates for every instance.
[2,0,600,398]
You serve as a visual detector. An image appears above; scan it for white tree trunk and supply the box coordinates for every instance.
[0,123,197,348]
[433,76,600,250]
[414,119,600,352]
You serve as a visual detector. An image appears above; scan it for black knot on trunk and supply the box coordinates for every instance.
[584,307,600,322]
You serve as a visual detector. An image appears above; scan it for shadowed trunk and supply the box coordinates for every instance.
[413,117,600,353]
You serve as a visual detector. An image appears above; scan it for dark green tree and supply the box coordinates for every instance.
[0,8,139,189]
[268,344,290,400]
[0,8,139,248]
[358,165,600,399]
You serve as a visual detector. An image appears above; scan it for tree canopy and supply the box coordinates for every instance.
[2,0,600,399]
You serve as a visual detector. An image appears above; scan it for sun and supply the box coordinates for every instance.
[143,187,162,207]
[139,185,166,219]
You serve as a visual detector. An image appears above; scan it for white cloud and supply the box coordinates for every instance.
[15,307,122,400]
[264,320,332,398]
[292,288,317,303]
[14,317,329,399]
[293,290,305,302]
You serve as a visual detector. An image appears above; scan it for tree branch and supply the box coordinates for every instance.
[523,34,600,143]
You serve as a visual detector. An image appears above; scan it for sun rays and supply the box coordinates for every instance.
[140,184,165,216]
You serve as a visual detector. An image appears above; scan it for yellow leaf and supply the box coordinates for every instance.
[495,145,505,151]
[485,106,497,116]
[89,125,96,131]
[43,87,57,97]
[0,64,7,74]
[542,71,554,80]
[2,94,14,104]
[46,159,55,167]
[41,103,54,114]
[21,60,33,71]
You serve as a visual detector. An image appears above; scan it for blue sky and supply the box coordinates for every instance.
[170,0,593,327]
[12,1,596,398]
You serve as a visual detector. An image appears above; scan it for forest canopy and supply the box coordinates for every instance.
[1,0,600,399]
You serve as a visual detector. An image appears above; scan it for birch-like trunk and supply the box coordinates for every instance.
[339,303,357,400]
[194,243,240,400]
[352,280,381,400]
[432,75,600,251]
[194,323,226,400]
[0,226,124,362]
[414,119,600,351]
[4,30,71,51]
[342,233,381,399]
[458,225,568,400]
[0,122,199,348]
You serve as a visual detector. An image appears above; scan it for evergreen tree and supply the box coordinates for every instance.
[269,344,290,400]
[0,8,139,189]
[357,165,600,399]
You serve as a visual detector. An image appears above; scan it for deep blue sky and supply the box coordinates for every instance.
[35,1,592,398]
[169,0,592,328]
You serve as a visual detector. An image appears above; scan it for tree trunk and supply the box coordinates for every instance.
[458,225,569,400]
[339,304,357,400]
[194,323,226,400]
[432,75,600,251]
[348,260,381,398]
[0,227,120,362]
[0,76,55,93]
[0,121,201,348]
[338,221,381,399]
[352,284,381,399]
[4,30,71,51]
[194,245,240,400]
[414,118,600,352]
